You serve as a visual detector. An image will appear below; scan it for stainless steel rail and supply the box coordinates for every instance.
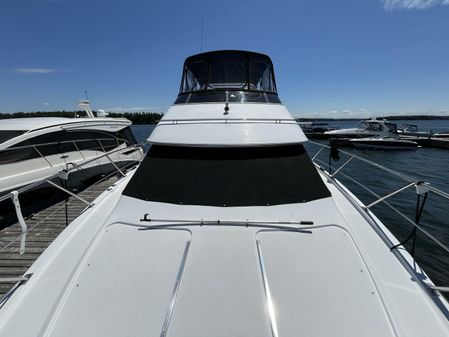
[308,140,449,202]
[0,136,130,152]
[0,138,143,203]
[308,140,449,292]
[0,136,144,256]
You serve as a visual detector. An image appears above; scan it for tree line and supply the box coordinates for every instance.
[296,115,449,122]
[0,111,164,124]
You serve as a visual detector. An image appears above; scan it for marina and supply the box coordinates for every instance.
[301,118,449,150]
[3,1,449,335]
[1,50,449,336]
[403,136,449,150]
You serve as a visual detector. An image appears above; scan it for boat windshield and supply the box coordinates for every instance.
[364,122,383,131]
[123,144,331,207]
[175,51,281,104]
[179,51,277,94]
[385,123,397,132]
[0,130,26,144]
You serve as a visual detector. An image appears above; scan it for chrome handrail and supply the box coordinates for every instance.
[0,140,144,204]
[308,140,446,192]
[308,140,449,257]
[308,140,449,293]
[0,159,140,252]
[0,136,131,152]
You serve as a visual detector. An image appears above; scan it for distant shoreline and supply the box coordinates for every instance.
[296,115,449,121]
[1,111,448,123]
[0,111,164,124]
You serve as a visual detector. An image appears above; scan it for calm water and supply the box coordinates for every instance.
[131,120,449,288]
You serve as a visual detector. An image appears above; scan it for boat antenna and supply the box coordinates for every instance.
[84,90,88,100]
[200,17,204,52]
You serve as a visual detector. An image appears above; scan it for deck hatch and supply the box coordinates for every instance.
[44,224,192,337]
[256,226,396,337]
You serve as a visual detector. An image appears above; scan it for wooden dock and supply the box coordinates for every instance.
[0,176,117,297]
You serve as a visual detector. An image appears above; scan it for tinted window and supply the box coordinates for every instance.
[208,53,246,90]
[116,126,137,145]
[123,144,331,206]
[179,51,277,94]
[249,55,277,92]
[365,123,382,131]
[0,130,26,144]
[64,130,116,151]
[186,92,227,103]
[0,128,133,165]
[0,147,37,165]
[182,59,209,92]
[176,91,282,104]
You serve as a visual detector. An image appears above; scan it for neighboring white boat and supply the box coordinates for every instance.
[0,101,142,196]
[1,51,449,337]
[396,124,431,137]
[350,137,420,150]
[324,118,398,138]
[397,124,449,139]
[0,101,143,228]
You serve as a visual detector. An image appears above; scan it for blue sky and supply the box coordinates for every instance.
[1,0,448,118]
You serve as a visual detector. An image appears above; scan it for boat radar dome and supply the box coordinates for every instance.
[96,109,108,117]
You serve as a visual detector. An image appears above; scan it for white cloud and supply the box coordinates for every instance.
[358,108,369,115]
[13,68,72,74]
[381,0,449,10]
[14,68,55,74]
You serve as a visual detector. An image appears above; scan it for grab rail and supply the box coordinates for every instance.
[0,136,131,152]
[308,140,449,291]
[0,139,143,204]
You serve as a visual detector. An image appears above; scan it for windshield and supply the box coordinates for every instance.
[179,51,277,94]
[385,123,397,132]
[0,130,26,144]
[123,144,330,206]
[364,122,383,131]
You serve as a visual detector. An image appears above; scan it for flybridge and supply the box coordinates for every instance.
[174,50,281,104]
[150,50,306,146]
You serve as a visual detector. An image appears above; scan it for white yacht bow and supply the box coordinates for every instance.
[0,50,448,337]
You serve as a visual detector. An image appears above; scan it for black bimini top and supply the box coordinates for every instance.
[123,144,331,207]
[174,50,281,104]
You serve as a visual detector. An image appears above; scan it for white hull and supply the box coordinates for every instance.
[350,138,420,150]
[1,50,448,337]
[0,145,142,195]
[0,116,142,196]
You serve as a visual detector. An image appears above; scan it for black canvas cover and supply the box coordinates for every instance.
[123,144,331,207]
